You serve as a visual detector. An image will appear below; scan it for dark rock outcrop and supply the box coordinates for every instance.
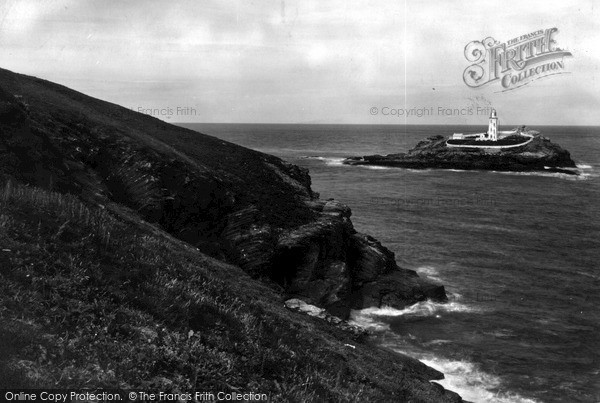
[0,67,446,321]
[344,133,578,174]
[0,67,464,401]
[271,199,447,318]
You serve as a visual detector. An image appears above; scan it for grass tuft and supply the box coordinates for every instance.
[0,179,457,401]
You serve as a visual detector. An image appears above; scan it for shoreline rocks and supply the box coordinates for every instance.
[0,67,448,323]
[269,199,447,319]
[284,298,368,340]
[0,67,464,402]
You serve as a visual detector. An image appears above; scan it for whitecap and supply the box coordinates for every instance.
[351,303,536,402]
[457,222,521,234]
[448,292,463,301]
[346,313,390,332]
[307,156,401,170]
[423,339,452,346]
[416,265,444,283]
[360,165,393,170]
[493,170,590,181]
[350,300,478,321]
[576,270,600,280]
[418,355,540,403]
[483,329,515,338]
[302,156,346,166]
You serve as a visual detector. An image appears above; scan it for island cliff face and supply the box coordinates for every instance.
[0,67,445,318]
[344,134,577,173]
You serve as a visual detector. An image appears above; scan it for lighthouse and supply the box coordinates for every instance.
[487,109,498,141]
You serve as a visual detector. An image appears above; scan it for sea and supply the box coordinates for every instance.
[179,123,600,403]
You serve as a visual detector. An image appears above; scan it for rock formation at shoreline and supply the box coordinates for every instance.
[0,67,461,401]
[344,134,578,174]
[0,68,446,319]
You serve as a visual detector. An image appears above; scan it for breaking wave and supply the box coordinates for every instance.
[360,165,393,170]
[303,156,398,170]
[350,302,537,402]
[362,300,477,316]
[418,355,540,403]
[302,156,346,166]
[494,170,592,180]
[349,300,479,331]
[416,265,444,283]
[305,157,595,179]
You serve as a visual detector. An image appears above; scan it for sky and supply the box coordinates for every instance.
[0,0,598,125]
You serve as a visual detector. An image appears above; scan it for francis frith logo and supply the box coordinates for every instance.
[463,28,572,92]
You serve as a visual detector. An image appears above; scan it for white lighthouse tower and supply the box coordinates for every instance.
[487,109,498,141]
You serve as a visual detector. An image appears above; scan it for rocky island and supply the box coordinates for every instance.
[344,110,578,175]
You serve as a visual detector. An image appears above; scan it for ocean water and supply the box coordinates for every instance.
[179,123,600,403]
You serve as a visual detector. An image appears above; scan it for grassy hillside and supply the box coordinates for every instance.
[0,67,461,401]
[0,68,315,231]
[0,180,460,401]
[0,67,448,317]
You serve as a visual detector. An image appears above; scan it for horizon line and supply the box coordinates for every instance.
[172,122,600,127]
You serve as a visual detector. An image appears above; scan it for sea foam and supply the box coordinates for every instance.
[419,355,540,403]
[349,300,478,329]
[303,156,346,166]
[304,156,398,170]
[356,327,542,402]
[350,302,538,402]
[416,265,444,283]
[494,170,593,181]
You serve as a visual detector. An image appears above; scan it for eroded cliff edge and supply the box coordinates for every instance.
[0,67,464,400]
[0,67,446,320]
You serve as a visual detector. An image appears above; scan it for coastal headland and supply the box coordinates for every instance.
[0,67,462,401]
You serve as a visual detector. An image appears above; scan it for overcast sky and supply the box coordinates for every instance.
[1,0,598,125]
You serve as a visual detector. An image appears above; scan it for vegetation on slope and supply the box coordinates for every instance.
[0,180,460,402]
[0,66,447,320]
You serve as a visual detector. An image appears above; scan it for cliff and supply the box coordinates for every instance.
[0,68,460,401]
[0,68,446,318]
[343,134,578,174]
